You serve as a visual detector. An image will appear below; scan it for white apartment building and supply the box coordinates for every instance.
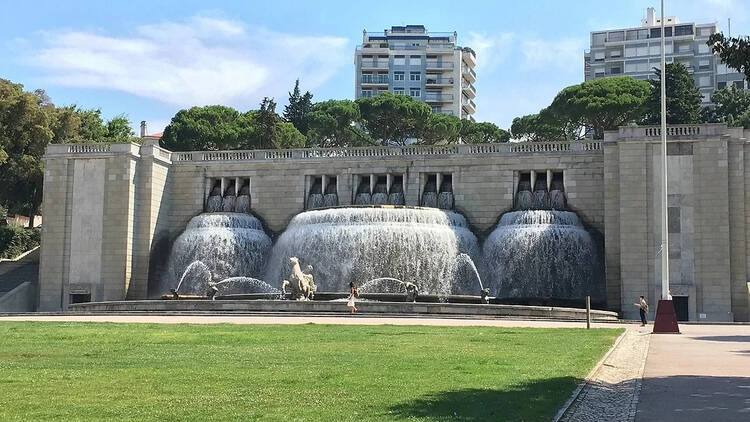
[584,8,746,104]
[354,25,477,120]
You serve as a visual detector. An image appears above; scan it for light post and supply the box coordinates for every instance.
[653,0,680,333]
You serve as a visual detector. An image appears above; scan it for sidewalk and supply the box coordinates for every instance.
[636,324,750,422]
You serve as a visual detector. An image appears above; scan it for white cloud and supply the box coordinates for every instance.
[520,37,587,73]
[27,15,349,108]
[464,32,515,72]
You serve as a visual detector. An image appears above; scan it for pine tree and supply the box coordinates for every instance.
[283,79,314,135]
[258,97,279,149]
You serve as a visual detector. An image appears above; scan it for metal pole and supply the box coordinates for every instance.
[660,0,670,300]
[586,296,591,329]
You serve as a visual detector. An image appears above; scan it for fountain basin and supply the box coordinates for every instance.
[69,300,619,321]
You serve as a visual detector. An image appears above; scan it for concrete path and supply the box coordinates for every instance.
[636,324,750,422]
[0,313,632,329]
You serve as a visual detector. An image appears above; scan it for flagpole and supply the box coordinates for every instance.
[660,0,669,301]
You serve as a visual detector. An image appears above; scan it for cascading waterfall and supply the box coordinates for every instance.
[165,213,272,294]
[483,210,604,300]
[264,207,480,296]
[212,277,280,296]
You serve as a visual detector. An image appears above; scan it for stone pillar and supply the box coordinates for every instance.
[602,135,621,313]
[131,141,172,299]
[38,144,141,310]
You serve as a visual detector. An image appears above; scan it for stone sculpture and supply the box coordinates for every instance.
[281,257,317,300]
[404,282,419,302]
[480,287,491,304]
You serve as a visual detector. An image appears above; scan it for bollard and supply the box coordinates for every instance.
[586,295,591,329]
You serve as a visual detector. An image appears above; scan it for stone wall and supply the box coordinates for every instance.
[38,125,750,321]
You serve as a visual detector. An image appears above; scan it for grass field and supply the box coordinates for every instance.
[0,322,621,421]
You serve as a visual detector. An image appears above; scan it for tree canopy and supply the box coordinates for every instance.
[708,33,750,81]
[642,62,703,124]
[0,78,136,225]
[306,100,373,148]
[356,93,432,145]
[546,77,651,139]
[283,79,314,135]
[710,87,750,127]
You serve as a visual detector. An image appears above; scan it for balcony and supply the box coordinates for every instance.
[462,48,476,67]
[426,61,454,70]
[461,97,476,113]
[462,66,476,83]
[462,83,476,98]
[425,93,454,103]
[425,77,454,86]
[360,59,389,70]
[361,75,389,85]
[432,109,455,116]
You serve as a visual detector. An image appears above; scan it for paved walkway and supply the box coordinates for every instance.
[636,324,750,422]
[558,327,652,422]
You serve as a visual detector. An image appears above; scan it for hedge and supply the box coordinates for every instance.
[0,225,41,259]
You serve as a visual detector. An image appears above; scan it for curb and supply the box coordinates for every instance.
[552,328,629,422]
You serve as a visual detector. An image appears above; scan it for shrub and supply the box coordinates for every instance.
[0,225,41,259]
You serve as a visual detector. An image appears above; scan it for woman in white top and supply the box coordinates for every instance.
[347,282,358,314]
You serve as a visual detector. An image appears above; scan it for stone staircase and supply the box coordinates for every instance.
[0,247,39,312]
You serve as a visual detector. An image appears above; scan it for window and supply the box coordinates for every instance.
[636,45,649,56]
[698,43,710,54]
[678,43,691,53]
[638,29,649,40]
[665,43,673,54]
[701,92,710,103]
[698,76,711,87]
[609,49,622,58]
[625,63,636,73]
[409,88,421,98]
[361,89,373,98]
[410,72,421,81]
[361,72,372,83]
[665,27,673,37]
[409,55,421,65]
[393,88,405,95]
[394,71,404,81]
[650,28,661,38]
[649,45,661,55]
[698,27,713,37]
[698,59,710,70]
[625,47,637,58]
[734,81,746,89]
[608,31,624,42]
[592,32,606,46]
[717,63,729,74]
[594,51,605,61]
[394,55,405,65]
[610,66,622,74]
[411,42,420,47]
[718,81,727,89]
[675,25,693,36]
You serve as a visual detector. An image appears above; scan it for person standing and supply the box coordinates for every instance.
[635,296,649,326]
[347,282,358,314]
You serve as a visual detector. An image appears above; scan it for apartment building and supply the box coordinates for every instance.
[584,8,746,105]
[354,25,477,120]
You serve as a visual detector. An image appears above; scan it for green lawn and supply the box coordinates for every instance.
[0,322,621,421]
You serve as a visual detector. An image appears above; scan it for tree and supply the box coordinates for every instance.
[708,33,750,80]
[711,87,750,126]
[283,79,314,135]
[546,77,651,139]
[459,120,510,143]
[105,115,137,143]
[257,97,280,149]
[510,113,569,142]
[419,113,462,144]
[275,121,306,149]
[306,100,373,147]
[642,63,703,124]
[161,105,255,151]
[356,93,431,145]
[0,79,54,226]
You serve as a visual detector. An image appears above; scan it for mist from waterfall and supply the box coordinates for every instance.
[165,213,272,294]
[483,210,604,301]
[264,207,480,296]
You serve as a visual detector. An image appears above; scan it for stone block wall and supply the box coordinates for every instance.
[38,126,750,320]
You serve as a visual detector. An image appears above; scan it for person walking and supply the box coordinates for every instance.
[635,295,649,326]
[347,282,359,314]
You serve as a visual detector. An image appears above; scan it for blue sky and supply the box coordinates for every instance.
[1,0,747,134]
